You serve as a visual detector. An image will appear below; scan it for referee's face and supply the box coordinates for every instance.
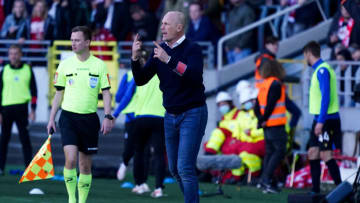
[71,31,90,54]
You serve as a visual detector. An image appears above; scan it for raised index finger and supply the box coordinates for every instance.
[134,34,140,42]
[153,41,161,49]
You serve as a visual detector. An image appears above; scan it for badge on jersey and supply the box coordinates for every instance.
[68,78,74,86]
[53,72,58,84]
[89,77,98,88]
[14,76,19,81]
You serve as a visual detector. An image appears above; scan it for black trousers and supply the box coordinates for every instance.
[133,117,166,189]
[261,126,287,184]
[122,120,137,166]
[0,104,32,170]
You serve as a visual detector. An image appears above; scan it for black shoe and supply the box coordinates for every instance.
[262,183,280,194]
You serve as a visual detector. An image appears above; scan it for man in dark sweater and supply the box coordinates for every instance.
[131,11,207,203]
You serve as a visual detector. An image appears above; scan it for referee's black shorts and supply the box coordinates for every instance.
[308,118,342,151]
[59,110,100,154]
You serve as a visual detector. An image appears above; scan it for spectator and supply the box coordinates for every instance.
[225,0,255,64]
[349,43,360,61]
[341,0,360,23]
[90,23,116,60]
[48,0,71,40]
[0,0,5,29]
[327,4,360,59]
[68,0,92,29]
[336,48,358,106]
[281,0,319,37]
[0,0,27,40]
[130,4,158,41]
[186,1,219,46]
[22,0,56,43]
[202,0,225,35]
[94,0,132,41]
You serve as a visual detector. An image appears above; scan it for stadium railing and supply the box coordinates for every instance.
[0,39,51,66]
[302,61,360,108]
[217,0,327,70]
[118,41,215,69]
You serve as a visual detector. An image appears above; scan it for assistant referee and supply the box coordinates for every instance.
[47,26,113,203]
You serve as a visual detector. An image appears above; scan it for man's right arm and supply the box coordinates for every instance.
[131,34,156,86]
[131,57,157,86]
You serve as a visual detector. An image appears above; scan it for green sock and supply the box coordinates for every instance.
[63,168,77,203]
[78,173,92,203]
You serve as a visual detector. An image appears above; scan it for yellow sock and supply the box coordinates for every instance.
[63,168,77,203]
[78,173,92,203]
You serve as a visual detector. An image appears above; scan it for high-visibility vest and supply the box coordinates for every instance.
[1,64,32,106]
[134,75,165,117]
[205,108,241,153]
[237,110,264,143]
[309,62,339,115]
[255,53,275,88]
[258,77,286,127]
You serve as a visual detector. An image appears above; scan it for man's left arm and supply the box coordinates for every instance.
[317,68,330,124]
[166,43,203,82]
[29,67,37,121]
[100,63,113,135]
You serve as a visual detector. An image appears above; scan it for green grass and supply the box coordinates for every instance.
[0,172,308,203]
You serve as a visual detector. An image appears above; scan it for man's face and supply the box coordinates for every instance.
[14,1,25,17]
[353,50,360,61]
[161,13,181,43]
[265,42,279,55]
[8,48,22,65]
[71,31,90,54]
[303,51,311,66]
[341,6,350,19]
[189,4,202,21]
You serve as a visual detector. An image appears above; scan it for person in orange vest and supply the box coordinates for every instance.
[255,36,301,142]
[254,36,277,89]
[255,60,287,193]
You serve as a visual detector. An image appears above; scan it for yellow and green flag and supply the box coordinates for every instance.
[19,135,54,183]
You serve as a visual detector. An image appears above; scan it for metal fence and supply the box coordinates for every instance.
[118,41,215,69]
[302,61,360,108]
[0,40,51,67]
[218,0,327,69]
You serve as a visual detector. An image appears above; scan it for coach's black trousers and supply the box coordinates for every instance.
[0,104,32,171]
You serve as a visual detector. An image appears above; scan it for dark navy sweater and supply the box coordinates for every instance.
[131,38,206,114]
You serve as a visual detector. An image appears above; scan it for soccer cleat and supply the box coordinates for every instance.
[116,163,127,181]
[0,169,4,176]
[150,188,164,198]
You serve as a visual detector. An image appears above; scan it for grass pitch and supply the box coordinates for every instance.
[0,171,308,203]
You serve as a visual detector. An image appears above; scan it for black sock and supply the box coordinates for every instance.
[310,159,321,193]
[326,159,342,185]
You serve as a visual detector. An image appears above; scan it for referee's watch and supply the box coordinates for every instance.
[104,114,114,120]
